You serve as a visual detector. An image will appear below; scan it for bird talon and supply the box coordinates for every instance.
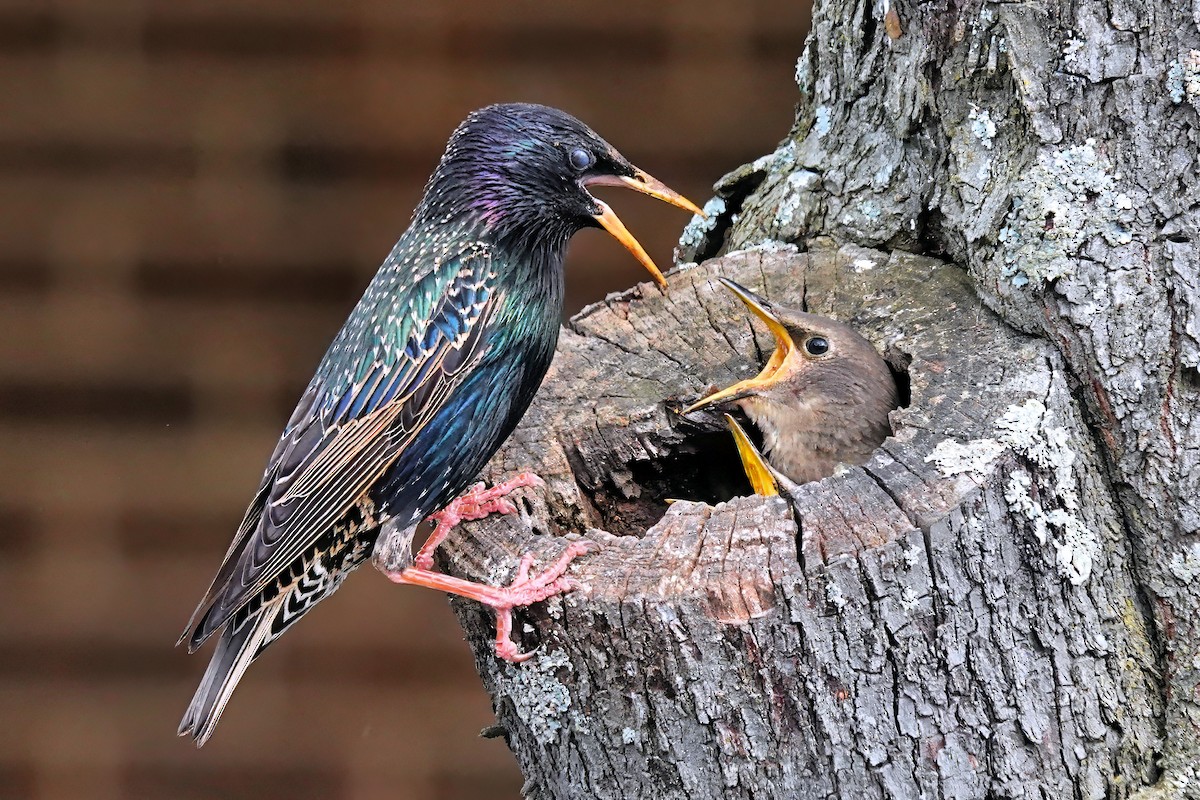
[414,472,546,571]
[514,552,537,584]
[557,539,599,563]
[492,498,519,516]
[495,636,540,663]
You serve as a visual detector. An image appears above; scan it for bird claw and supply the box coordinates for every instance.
[399,474,591,663]
[489,541,595,663]
[490,497,519,517]
[495,637,541,663]
[559,576,585,593]
[415,472,545,570]
[490,548,591,611]
[391,540,596,663]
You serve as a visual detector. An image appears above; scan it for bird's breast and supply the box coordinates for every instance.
[739,396,880,485]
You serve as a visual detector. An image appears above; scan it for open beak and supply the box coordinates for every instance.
[683,278,797,414]
[585,169,704,289]
[725,414,779,496]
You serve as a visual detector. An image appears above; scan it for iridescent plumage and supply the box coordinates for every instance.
[178,103,699,745]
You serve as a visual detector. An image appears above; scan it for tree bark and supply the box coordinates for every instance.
[393,1,1200,796]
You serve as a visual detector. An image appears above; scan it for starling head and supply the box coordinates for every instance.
[686,278,898,485]
[415,103,702,286]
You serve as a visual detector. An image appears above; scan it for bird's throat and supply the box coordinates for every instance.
[739,396,843,485]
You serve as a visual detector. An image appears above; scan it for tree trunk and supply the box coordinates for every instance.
[389,1,1200,796]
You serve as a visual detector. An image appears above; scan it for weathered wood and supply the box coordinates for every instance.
[676,0,1200,793]
[371,0,1200,794]
[409,243,1162,799]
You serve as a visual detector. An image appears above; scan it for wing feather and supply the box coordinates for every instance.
[182,243,500,649]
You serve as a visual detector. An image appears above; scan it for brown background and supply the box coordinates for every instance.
[0,2,809,798]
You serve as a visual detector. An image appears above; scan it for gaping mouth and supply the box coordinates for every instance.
[682,277,796,413]
[724,413,778,496]
[583,170,704,288]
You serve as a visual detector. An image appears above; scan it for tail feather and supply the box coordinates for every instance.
[178,600,277,747]
[179,534,368,746]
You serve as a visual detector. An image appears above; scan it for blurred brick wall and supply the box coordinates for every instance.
[0,2,809,798]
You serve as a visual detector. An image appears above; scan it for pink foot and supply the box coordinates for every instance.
[387,540,596,662]
[415,472,544,570]
[488,543,593,662]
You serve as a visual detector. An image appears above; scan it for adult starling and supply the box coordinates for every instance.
[178,103,701,746]
[685,278,897,485]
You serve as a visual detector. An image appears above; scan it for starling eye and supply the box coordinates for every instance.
[804,336,829,356]
[568,148,594,171]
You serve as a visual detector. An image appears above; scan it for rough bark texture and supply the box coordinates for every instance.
[390,241,1156,800]
[385,1,1200,796]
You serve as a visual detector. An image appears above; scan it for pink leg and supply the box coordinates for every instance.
[386,540,595,662]
[415,472,544,570]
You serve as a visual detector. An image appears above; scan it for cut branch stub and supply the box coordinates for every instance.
[405,242,1161,800]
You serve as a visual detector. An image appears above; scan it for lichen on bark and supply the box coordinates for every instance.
[416,243,1162,799]
[408,0,1200,796]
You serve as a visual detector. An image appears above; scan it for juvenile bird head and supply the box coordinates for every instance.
[685,278,898,485]
[414,103,702,286]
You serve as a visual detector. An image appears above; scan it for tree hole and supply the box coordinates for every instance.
[884,347,913,410]
[579,423,755,535]
[577,347,912,534]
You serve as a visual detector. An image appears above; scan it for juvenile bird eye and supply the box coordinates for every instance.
[568,148,594,171]
[804,336,830,356]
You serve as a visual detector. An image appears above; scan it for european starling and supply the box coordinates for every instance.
[685,278,897,485]
[178,103,701,746]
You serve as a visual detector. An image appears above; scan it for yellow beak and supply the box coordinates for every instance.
[725,413,778,496]
[586,170,704,289]
[683,278,797,414]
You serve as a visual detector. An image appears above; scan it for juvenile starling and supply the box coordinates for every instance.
[178,103,701,746]
[685,278,897,485]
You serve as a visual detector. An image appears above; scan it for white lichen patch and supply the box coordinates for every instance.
[996,139,1134,287]
[753,140,798,176]
[497,647,587,744]
[1168,542,1200,583]
[996,399,1098,585]
[814,105,833,137]
[1004,471,1039,539]
[838,198,885,232]
[996,400,1051,454]
[677,196,726,254]
[775,170,820,227]
[1167,50,1200,112]
[750,153,774,172]
[737,240,799,257]
[925,437,1006,476]
[825,579,848,610]
[795,55,811,92]
[1062,38,1085,64]
[902,541,923,569]
[968,104,997,150]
